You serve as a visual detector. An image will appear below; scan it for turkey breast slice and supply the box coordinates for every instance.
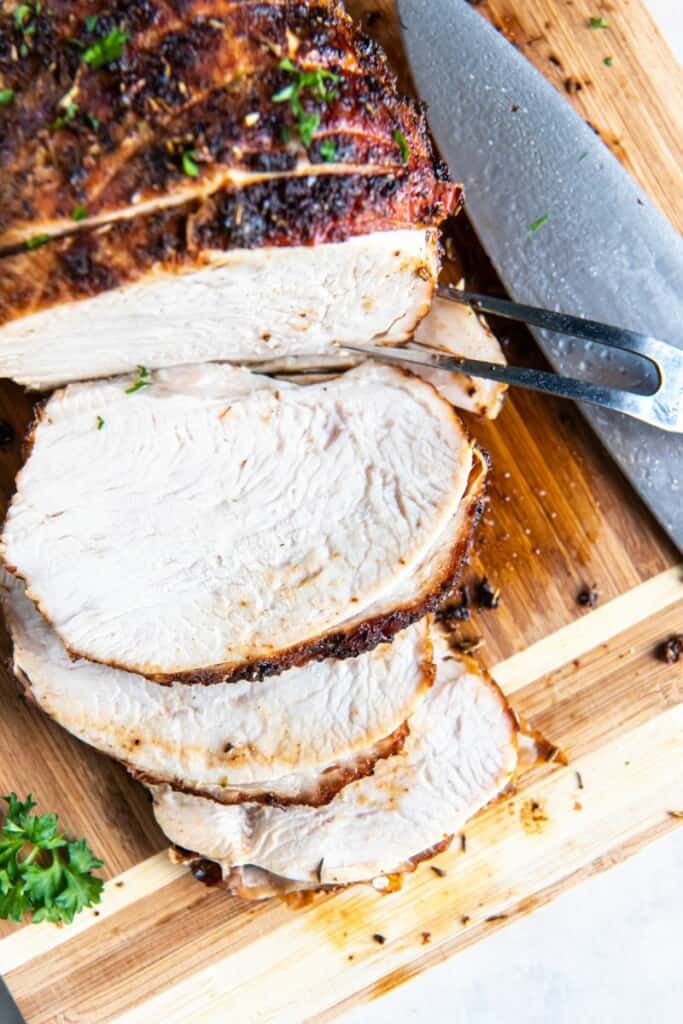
[151,627,519,887]
[1,569,433,805]
[1,362,483,682]
[0,231,437,391]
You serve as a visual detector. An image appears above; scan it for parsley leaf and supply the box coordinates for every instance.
[96,415,105,430]
[589,16,609,29]
[52,100,78,130]
[83,26,128,69]
[273,59,340,150]
[125,365,152,394]
[84,14,99,33]
[72,204,88,221]
[0,793,104,925]
[0,89,14,106]
[603,55,613,66]
[393,128,410,164]
[181,149,199,178]
[319,137,337,162]
[528,213,550,233]
[25,233,50,250]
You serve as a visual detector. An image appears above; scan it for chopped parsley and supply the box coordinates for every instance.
[0,89,14,106]
[393,128,410,164]
[25,233,50,250]
[84,14,99,33]
[83,26,128,69]
[319,137,337,162]
[589,16,609,29]
[579,151,588,161]
[528,213,550,233]
[125,365,152,394]
[603,55,614,66]
[13,4,32,28]
[72,205,88,221]
[96,415,105,430]
[0,793,104,925]
[86,112,101,131]
[273,58,340,149]
[52,100,78,130]
[181,149,200,178]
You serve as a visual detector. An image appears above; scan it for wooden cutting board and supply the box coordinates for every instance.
[0,2,681,1021]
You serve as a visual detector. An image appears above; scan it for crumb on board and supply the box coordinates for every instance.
[577,585,599,608]
[573,800,583,811]
[657,634,682,665]
[475,577,501,610]
[461,915,471,925]
[421,931,431,945]
[668,810,683,819]
[485,914,508,923]
[430,865,446,878]
[460,833,467,853]
[372,933,386,945]
[576,770,584,790]
[521,798,549,834]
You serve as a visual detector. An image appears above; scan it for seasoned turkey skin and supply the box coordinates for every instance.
[1,363,485,683]
[0,0,452,248]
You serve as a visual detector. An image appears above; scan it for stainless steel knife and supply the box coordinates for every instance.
[0,976,26,1024]
[397,0,683,552]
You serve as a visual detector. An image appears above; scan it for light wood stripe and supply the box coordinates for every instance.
[1,566,680,975]
[0,852,184,975]
[109,704,683,1024]
[493,565,683,694]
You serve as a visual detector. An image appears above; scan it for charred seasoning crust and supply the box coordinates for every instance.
[132,720,413,809]
[0,172,460,326]
[0,1,451,248]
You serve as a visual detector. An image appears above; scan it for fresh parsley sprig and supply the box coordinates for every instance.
[83,26,128,69]
[0,793,104,925]
[273,58,340,148]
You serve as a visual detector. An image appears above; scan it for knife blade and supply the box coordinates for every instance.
[0,976,26,1024]
[397,0,683,551]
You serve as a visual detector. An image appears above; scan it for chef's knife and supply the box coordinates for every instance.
[397,0,683,551]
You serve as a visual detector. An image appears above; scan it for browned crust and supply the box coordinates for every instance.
[132,719,412,808]
[0,171,460,327]
[0,1,452,249]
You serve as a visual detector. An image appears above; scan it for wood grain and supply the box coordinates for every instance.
[0,1,681,1021]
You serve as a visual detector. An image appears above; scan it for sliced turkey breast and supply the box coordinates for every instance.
[2,363,484,682]
[0,2,460,389]
[414,297,508,419]
[152,627,519,888]
[0,228,441,391]
[1,1,442,247]
[1,569,433,804]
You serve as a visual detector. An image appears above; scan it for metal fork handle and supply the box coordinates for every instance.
[342,344,677,432]
[438,284,667,364]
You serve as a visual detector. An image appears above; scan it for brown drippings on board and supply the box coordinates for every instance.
[577,586,599,608]
[657,635,682,665]
[420,931,431,945]
[520,798,549,834]
[667,810,683,819]
[372,933,386,945]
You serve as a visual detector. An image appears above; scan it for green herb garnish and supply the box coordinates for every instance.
[86,112,100,131]
[13,4,32,28]
[0,89,14,106]
[589,16,608,29]
[181,149,199,178]
[125,365,152,394]
[393,128,410,164]
[85,14,99,33]
[96,415,105,430]
[273,58,339,149]
[52,100,78,130]
[603,55,613,66]
[83,26,128,69]
[72,205,88,221]
[25,233,50,250]
[319,137,337,162]
[0,793,104,925]
[528,213,550,233]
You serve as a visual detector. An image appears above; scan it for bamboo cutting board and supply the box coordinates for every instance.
[0,2,682,1021]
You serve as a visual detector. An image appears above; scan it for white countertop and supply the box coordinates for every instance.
[346,4,683,1021]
